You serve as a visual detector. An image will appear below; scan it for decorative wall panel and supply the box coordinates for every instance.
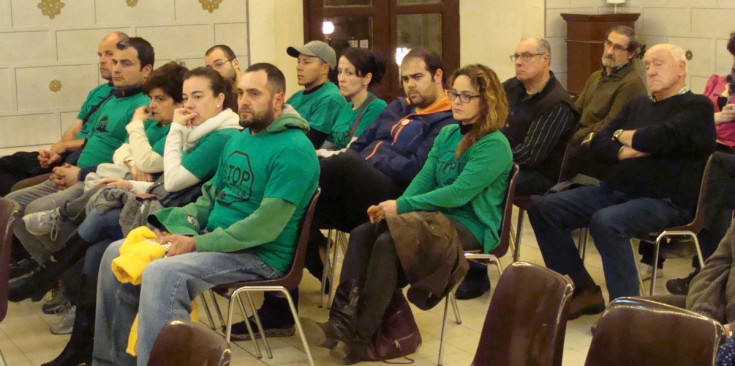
[0,0,250,153]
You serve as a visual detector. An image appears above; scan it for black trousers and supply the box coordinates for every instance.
[0,151,51,196]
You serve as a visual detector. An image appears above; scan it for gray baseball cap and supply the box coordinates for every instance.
[287,40,337,68]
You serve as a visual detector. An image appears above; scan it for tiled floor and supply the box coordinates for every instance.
[1,210,695,365]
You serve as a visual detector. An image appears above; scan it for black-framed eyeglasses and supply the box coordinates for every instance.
[509,52,545,62]
[446,90,481,104]
[603,39,628,52]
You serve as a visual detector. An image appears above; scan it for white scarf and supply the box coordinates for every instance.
[184,109,241,150]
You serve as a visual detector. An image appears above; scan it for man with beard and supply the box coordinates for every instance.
[92,62,319,365]
[231,47,454,341]
[204,44,242,85]
[572,26,647,148]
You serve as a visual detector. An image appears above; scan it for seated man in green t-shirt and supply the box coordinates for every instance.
[0,31,128,196]
[93,62,319,365]
[285,40,346,148]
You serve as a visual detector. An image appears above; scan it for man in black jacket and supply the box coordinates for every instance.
[528,44,716,319]
[458,37,579,300]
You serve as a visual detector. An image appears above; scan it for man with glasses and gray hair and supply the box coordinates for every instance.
[456,36,579,300]
[204,44,242,85]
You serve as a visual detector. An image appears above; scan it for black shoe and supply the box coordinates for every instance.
[41,343,91,366]
[229,315,295,341]
[8,268,56,302]
[455,271,491,300]
[666,269,699,295]
[10,258,38,279]
[567,286,605,320]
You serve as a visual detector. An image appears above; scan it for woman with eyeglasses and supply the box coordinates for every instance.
[317,47,387,157]
[301,64,513,364]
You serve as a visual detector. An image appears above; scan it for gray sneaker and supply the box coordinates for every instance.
[49,304,75,335]
[23,207,61,240]
[42,287,67,314]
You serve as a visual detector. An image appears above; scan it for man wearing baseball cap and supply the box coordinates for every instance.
[285,40,346,148]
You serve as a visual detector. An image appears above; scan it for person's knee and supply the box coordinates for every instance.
[589,209,624,239]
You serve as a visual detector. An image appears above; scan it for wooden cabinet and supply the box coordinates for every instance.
[561,13,640,96]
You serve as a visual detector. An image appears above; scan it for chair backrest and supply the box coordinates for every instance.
[490,163,520,257]
[213,187,321,291]
[0,197,19,323]
[472,262,574,366]
[584,297,725,366]
[683,153,714,233]
[557,142,580,183]
[147,320,231,366]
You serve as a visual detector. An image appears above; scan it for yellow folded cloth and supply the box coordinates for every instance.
[112,226,166,285]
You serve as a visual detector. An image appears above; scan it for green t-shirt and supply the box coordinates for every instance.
[76,90,150,168]
[182,129,240,180]
[396,125,513,253]
[286,81,345,134]
[141,119,171,157]
[327,93,387,149]
[77,83,115,140]
[205,126,319,272]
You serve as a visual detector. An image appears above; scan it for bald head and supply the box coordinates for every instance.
[98,32,129,80]
[643,43,688,101]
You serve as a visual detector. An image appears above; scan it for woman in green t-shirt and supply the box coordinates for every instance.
[317,47,387,157]
[302,64,513,363]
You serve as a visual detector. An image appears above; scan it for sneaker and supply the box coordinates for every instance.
[567,286,605,320]
[229,315,295,341]
[666,269,699,295]
[42,286,67,314]
[49,304,75,335]
[23,208,61,240]
[639,263,664,281]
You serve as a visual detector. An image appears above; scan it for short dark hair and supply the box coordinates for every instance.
[117,37,155,69]
[205,44,237,60]
[402,47,443,77]
[143,61,188,103]
[245,63,286,95]
[340,47,386,88]
[606,26,640,55]
[728,32,735,56]
[184,67,237,112]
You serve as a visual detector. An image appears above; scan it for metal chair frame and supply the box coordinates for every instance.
[438,164,519,365]
[202,188,320,366]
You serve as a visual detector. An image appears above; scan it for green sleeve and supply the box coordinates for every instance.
[195,197,296,252]
[397,136,510,213]
[396,131,442,213]
[151,181,218,232]
[353,99,387,138]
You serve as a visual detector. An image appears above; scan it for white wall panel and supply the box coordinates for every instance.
[0,31,53,64]
[11,0,94,27]
[16,65,97,112]
[0,68,10,114]
[0,114,58,147]
[94,0,175,24]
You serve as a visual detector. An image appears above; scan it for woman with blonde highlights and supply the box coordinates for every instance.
[301,64,513,364]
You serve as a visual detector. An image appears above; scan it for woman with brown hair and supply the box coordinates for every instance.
[301,63,513,364]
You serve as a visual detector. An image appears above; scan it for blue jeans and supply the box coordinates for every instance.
[93,240,282,366]
[78,207,123,243]
[528,185,691,300]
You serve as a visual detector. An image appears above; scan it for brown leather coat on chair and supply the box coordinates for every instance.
[386,211,469,310]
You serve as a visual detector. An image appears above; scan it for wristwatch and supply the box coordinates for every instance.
[612,129,624,142]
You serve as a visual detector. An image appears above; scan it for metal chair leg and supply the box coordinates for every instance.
[281,288,316,366]
[514,208,525,262]
[438,295,450,366]
[226,291,262,358]
[245,292,273,358]
[209,290,225,328]
[449,292,461,324]
[200,294,217,330]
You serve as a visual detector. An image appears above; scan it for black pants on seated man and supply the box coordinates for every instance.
[231,150,406,339]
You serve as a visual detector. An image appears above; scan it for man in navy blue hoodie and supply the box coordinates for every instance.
[230,47,454,340]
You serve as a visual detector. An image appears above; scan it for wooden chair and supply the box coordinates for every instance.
[437,164,519,365]
[470,262,574,366]
[207,188,320,366]
[585,297,725,366]
[0,198,19,366]
[148,320,231,366]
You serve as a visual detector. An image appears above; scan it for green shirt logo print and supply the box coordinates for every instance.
[224,150,255,203]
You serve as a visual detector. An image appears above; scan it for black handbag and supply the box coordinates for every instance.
[146,176,203,207]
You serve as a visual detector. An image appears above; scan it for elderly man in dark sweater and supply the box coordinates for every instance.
[529,43,716,319]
